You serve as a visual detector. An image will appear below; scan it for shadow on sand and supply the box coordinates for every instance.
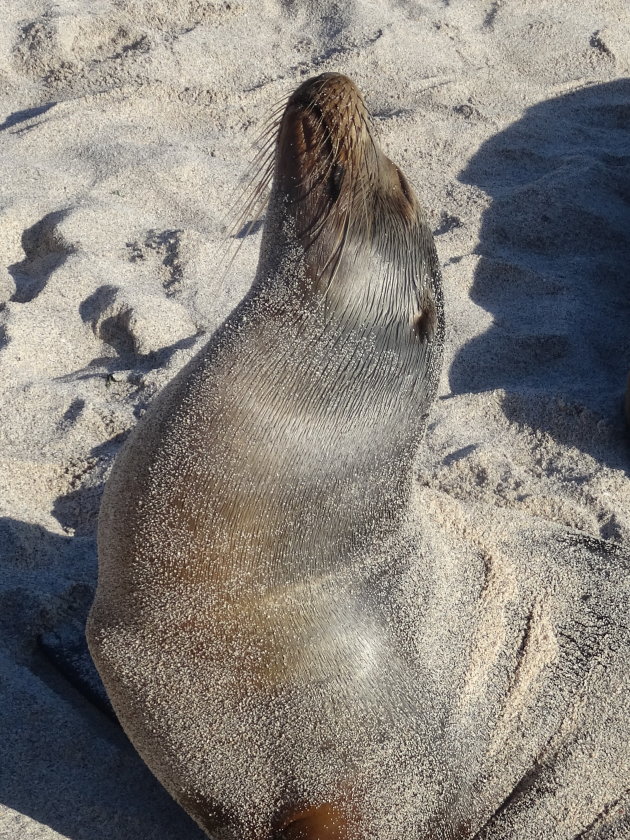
[0,513,203,839]
[450,79,630,471]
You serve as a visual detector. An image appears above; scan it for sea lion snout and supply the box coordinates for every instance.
[286,72,365,112]
[275,72,373,211]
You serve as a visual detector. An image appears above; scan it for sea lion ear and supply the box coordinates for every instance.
[275,802,354,840]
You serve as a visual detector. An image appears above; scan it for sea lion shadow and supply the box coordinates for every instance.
[0,515,203,840]
[450,79,630,471]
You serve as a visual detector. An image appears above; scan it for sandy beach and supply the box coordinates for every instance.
[1,0,629,837]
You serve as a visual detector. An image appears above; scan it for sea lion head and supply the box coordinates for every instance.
[258,73,437,339]
[274,72,417,230]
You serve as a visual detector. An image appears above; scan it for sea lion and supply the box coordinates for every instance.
[87,72,444,840]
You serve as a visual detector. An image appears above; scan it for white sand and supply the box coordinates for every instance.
[0,0,629,838]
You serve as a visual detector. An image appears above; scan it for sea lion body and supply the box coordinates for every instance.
[87,73,444,839]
